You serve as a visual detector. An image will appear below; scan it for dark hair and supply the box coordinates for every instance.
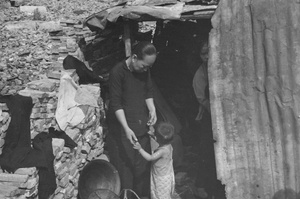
[77,37,86,48]
[199,39,208,51]
[155,122,174,145]
[132,41,156,60]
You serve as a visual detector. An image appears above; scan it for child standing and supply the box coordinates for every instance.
[133,122,175,199]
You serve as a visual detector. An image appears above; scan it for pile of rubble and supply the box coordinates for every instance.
[0,18,96,96]
[0,0,110,198]
[0,27,52,95]
[21,79,59,137]
[0,71,107,198]
[0,167,39,198]
[0,0,110,23]
[0,0,109,95]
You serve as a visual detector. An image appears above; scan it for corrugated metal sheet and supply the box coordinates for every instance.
[209,0,300,198]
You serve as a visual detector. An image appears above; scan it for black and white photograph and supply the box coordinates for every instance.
[0,0,299,199]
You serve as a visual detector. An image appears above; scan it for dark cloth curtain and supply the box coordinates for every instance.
[63,55,103,84]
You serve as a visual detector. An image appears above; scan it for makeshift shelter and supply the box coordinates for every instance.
[79,0,300,198]
[81,0,220,198]
[81,0,219,175]
[82,0,218,132]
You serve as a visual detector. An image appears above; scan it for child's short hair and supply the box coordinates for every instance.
[155,122,175,145]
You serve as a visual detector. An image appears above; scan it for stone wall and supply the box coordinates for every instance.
[0,73,106,199]
[0,12,112,199]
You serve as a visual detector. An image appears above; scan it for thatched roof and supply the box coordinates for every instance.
[83,0,218,30]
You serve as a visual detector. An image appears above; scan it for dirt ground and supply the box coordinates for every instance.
[175,130,226,199]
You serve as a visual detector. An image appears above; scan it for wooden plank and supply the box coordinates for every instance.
[123,21,131,57]
[180,11,215,19]
[182,4,217,13]
[129,0,177,6]
[209,27,229,183]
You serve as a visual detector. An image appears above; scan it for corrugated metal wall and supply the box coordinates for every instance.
[209,0,300,198]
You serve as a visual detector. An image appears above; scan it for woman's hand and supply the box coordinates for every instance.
[148,110,157,126]
[124,127,138,145]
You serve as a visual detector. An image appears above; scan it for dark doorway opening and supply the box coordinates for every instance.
[151,19,226,199]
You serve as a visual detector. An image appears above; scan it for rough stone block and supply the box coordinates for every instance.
[57,57,66,63]
[73,25,83,29]
[81,144,91,154]
[60,153,68,163]
[52,138,65,156]
[14,168,36,176]
[97,153,109,162]
[0,173,28,183]
[65,127,80,141]
[60,20,77,25]
[24,183,38,197]
[38,21,61,32]
[66,184,75,197]
[55,150,64,160]
[4,21,37,31]
[19,88,56,99]
[0,124,9,134]
[20,6,47,15]
[58,174,69,188]
[27,79,57,92]
[0,112,10,123]
[0,184,20,197]
[47,71,62,80]
[0,181,21,187]
[68,164,77,176]
[63,147,71,154]
[53,192,64,199]
[20,177,38,189]
[0,139,5,148]
[57,167,68,180]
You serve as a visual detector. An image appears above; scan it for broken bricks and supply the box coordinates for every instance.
[1,1,109,198]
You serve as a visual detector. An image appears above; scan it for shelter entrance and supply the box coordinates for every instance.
[80,13,226,198]
[149,19,226,199]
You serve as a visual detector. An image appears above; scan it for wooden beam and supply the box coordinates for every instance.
[123,21,131,57]
[180,10,215,20]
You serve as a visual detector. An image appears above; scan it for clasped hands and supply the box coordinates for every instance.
[126,110,157,145]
